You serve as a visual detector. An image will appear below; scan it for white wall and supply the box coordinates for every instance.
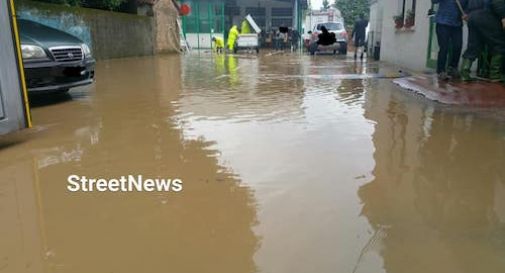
[379,0,431,71]
[368,0,383,54]
[377,0,468,72]
[186,33,224,49]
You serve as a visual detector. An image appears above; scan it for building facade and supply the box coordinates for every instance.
[181,0,307,49]
[369,0,468,72]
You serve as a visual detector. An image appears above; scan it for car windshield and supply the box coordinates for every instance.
[316,22,343,31]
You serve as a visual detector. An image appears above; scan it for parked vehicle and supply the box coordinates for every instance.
[306,21,348,55]
[235,34,260,54]
[18,19,95,93]
[303,9,343,39]
[234,15,261,54]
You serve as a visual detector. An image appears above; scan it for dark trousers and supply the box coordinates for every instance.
[354,36,365,47]
[273,39,279,50]
[309,42,318,54]
[463,10,505,60]
[436,24,463,73]
[292,40,299,50]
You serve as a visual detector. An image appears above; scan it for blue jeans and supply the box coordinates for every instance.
[436,24,463,73]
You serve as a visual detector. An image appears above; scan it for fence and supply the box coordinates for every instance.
[181,0,225,49]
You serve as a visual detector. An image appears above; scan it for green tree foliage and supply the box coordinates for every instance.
[333,0,370,30]
[322,0,330,10]
[32,0,128,11]
[84,0,128,11]
[31,0,80,6]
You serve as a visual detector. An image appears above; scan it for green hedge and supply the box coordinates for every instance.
[28,0,129,12]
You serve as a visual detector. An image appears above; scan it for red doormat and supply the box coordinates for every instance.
[394,75,505,107]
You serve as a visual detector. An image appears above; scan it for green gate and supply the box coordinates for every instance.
[426,4,438,69]
[181,0,225,49]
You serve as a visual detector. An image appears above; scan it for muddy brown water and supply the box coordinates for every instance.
[1,53,505,273]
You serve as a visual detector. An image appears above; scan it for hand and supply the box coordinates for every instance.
[502,18,505,29]
[462,14,469,21]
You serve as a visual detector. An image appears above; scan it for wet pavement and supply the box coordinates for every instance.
[395,75,505,107]
[1,52,505,273]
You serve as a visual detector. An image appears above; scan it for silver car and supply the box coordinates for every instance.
[310,21,348,55]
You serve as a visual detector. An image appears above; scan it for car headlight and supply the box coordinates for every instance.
[82,43,92,58]
[21,45,46,59]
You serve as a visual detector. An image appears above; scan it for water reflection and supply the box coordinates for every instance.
[2,52,505,273]
[178,54,306,123]
[177,53,505,273]
[177,53,378,273]
[0,55,259,273]
[361,80,505,273]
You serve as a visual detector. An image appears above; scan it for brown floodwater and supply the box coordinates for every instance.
[1,53,505,273]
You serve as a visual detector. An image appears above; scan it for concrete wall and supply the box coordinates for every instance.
[153,0,181,53]
[367,0,383,55]
[16,0,156,59]
[373,0,468,71]
[377,0,431,71]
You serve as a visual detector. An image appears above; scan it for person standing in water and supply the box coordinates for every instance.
[460,0,505,81]
[352,14,369,60]
[227,25,239,52]
[241,20,251,34]
[432,0,468,80]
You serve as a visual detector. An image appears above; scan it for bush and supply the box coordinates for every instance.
[30,0,128,11]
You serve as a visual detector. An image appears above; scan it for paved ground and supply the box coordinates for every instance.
[395,75,505,107]
[1,52,505,273]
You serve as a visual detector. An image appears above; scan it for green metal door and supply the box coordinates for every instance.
[426,4,438,69]
[181,0,225,49]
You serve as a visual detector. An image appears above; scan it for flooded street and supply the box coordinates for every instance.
[2,53,505,273]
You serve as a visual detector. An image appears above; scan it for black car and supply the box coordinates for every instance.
[18,19,95,93]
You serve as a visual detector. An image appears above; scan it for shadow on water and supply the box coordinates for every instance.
[359,80,505,273]
[28,92,74,108]
[0,55,259,273]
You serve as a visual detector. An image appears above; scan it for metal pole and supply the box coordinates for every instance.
[207,2,214,49]
[196,1,200,50]
[221,1,225,39]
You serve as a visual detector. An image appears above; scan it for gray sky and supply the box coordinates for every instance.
[311,0,324,9]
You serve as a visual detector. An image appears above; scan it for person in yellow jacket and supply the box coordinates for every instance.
[241,20,251,34]
[212,36,224,54]
[227,25,239,52]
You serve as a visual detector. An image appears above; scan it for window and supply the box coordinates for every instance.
[225,6,240,16]
[397,0,416,28]
[316,22,343,31]
[271,8,292,17]
[245,7,266,16]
